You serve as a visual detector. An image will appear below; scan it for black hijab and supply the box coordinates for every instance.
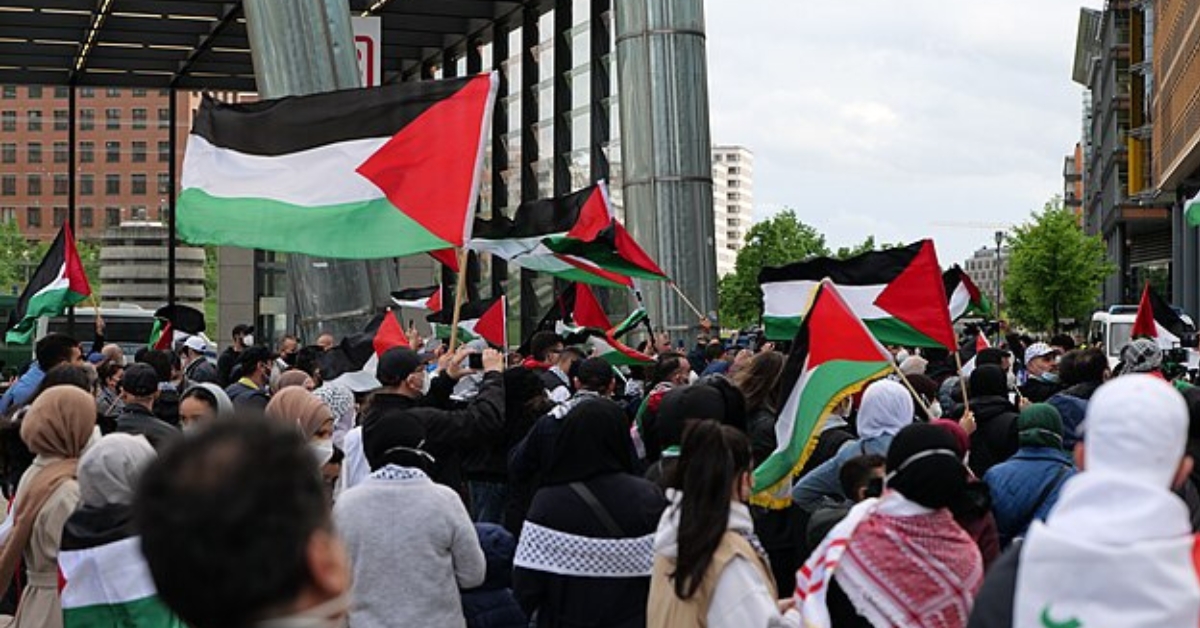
[885,423,967,509]
[968,364,1009,399]
[543,398,633,485]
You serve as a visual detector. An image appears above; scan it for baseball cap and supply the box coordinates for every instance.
[1024,342,1058,366]
[377,347,424,386]
[183,336,209,353]
[232,324,255,336]
[122,363,159,397]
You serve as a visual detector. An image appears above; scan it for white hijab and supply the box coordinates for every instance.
[855,379,914,439]
[78,433,157,508]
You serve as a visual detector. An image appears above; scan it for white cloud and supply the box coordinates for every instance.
[706,0,1101,264]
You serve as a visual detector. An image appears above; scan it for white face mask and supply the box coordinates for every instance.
[928,400,943,419]
[242,334,255,346]
[310,438,335,467]
[182,422,200,436]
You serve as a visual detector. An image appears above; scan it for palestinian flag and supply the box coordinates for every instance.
[759,240,956,350]
[470,182,665,287]
[944,265,992,321]
[391,285,444,313]
[178,74,497,257]
[60,515,184,628]
[610,307,649,340]
[5,224,92,344]
[148,319,173,350]
[752,280,893,497]
[556,322,653,367]
[427,297,508,348]
[320,310,410,392]
[960,331,991,379]
[1132,283,1188,349]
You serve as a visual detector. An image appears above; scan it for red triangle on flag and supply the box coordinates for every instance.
[428,248,461,272]
[565,185,612,241]
[62,223,92,297]
[373,310,410,356]
[611,221,667,278]
[152,321,173,351]
[426,287,443,314]
[1132,283,1158,339]
[357,74,495,247]
[975,332,991,353]
[873,240,956,351]
[806,282,893,369]
[474,297,507,348]
[572,284,611,330]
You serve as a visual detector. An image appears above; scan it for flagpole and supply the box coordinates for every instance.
[954,351,971,415]
[447,248,470,353]
[669,282,706,321]
[888,361,934,420]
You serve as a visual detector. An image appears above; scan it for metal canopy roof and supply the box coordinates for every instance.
[0,0,523,91]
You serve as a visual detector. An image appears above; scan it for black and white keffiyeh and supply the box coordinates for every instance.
[514,521,655,578]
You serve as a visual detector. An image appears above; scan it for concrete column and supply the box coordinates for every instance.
[614,0,717,338]
[241,0,374,342]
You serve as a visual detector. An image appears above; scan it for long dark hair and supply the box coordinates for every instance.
[672,420,752,599]
[731,351,784,414]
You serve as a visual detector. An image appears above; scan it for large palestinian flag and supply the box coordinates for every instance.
[5,224,92,344]
[470,182,666,287]
[391,285,444,313]
[60,514,184,628]
[427,297,507,348]
[944,265,992,321]
[752,280,893,496]
[1132,283,1188,349]
[759,240,956,350]
[178,74,497,257]
[320,310,410,392]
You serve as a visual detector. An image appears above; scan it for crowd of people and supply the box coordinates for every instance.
[0,317,1197,627]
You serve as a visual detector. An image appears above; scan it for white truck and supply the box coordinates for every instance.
[1091,305,1198,370]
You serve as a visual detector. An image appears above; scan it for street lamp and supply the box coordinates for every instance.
[994,230,1004,344]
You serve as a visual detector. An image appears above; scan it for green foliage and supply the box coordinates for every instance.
[204,245,219,333]
[1003,197,1114,333]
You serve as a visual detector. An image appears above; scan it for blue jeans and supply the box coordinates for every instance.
[469,481,508,525]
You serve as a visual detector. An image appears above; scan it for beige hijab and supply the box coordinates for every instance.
[276,370,314,391]
[0,386,96,586]
[265,387,332,440]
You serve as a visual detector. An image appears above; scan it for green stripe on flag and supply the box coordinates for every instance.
[4,288,87,344]
[177,188,450,259]
[64,595,184,628]
[752,360,890,493]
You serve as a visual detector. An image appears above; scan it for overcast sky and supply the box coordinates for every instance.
[704,1,1100,264]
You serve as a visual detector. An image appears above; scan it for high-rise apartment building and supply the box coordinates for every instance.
[0,85,188,242]
[712,145,753,277]
[962,245,1010,313]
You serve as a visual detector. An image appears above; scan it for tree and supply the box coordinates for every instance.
[1003,197,1113,333]
[718,210,830,328]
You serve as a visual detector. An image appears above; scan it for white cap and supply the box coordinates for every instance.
[1083,374,1188,487]
[183,335,209,353]
[1024,342,1058,366]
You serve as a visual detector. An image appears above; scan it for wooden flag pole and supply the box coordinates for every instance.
[888,360,935,420]
[669,282,706,321]
[954,351,971,415]
[447,248,471,353]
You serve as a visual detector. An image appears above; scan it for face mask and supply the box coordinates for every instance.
[310,438,335,467]
[687,371,699,384]
[243,334,255,346]
[183,422,200,436]
[1039,372,1060,384]
[256,591,349,628]
[282,352,298,367]
[928,400,943,419]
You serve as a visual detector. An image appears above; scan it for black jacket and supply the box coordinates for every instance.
[216,347,240,387]
[1019,377,1063,404]
[361,372,505,490]
[115,402,180,451]
[513,473,666,628]
[966,545,1020,628]
[967,395,1020,477]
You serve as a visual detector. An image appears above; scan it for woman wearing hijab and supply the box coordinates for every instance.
[513,398,668,628]
[333,407,484,628]
[966,365,1020,477]
[983,403,1076,548]
[791,379,914,513]
[797,424,984,628]
[59,434,183,627]
[178,384,233,432]
[275,370,315,392]
[313,384,356,449]
[648,420,800,627]
[0,386,95,628]
[264,388,335,468]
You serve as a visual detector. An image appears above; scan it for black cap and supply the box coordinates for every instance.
[377,347,423,387]
[232,324,254,336]
[238,345,272,371]
[122,363,159,397]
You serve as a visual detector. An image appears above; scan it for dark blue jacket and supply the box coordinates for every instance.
[1046,381,1100,450]
[983,447,1076,547]
[461,523,527,628]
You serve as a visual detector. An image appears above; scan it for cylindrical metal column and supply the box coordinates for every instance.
[243,0,371,342]
[614,0,716,338]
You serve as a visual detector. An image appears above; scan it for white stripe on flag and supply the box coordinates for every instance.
[948,282,972,321]
[762,281,888,320]
[60,536,158,609]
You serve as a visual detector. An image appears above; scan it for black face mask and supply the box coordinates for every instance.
[282,352,298,367]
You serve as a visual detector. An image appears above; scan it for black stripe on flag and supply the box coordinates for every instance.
[426,298,498,325]
[758,240,922,285]
[392,286,440,301]
[191,76,480,156]
[472,186,597,240]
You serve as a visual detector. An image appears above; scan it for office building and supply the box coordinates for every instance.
[962,245,1010,313]
[1159,0,1200,315]
[712,145,753,277]
[99,220,206,309]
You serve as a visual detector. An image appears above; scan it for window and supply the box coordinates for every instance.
[0,143,14,164]
[105,108,120,130]
[27,86,41,99]
[54,86,68,99]
[105,141,120,163]
[0,207,14,223]
[79,109,94,130]
[131,141,146,163]
[131,108,147,130]
[80,87,94,98]
[105,207,120,227]
[106,88,120,97]
[2,111,16,132]
[27,142,41,164]
[80,207,94,227]
[26,207,41,228]
[79,141,94,163]
[132,88,146,97]
[157,173,171,195]
[53,141,68,164]
[53,207,67,227]
[26,175,40,195]
[80,174,94,196]
[1,86,14,99]
[157,108,170,129]
[1,175,15,196]
[53,175,68,196]
[131,174,146,195]
[53,110,68,131]
[157,141,170,163]
[27,110,41,131]
[105,174,120,195]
